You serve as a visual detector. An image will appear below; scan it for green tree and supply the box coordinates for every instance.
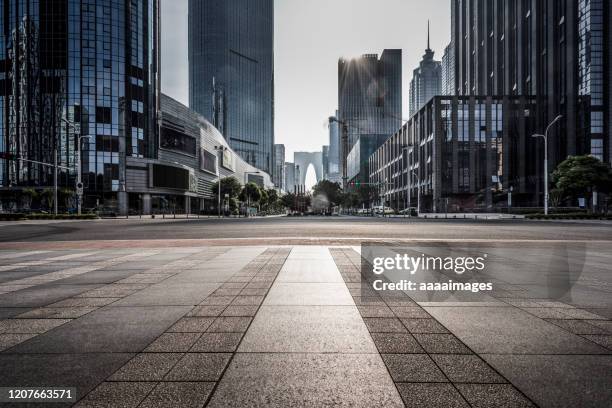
[240,182,262,205]
[312,180,342,211]
[552,155,611,206]
[41,188,55,211]
[211,177,242,200]
[20,188,38,211]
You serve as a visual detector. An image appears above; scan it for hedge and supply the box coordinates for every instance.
[526,213,612,221]
[0,213,98,221]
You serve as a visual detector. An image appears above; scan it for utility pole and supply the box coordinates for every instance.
[532,115,562,215]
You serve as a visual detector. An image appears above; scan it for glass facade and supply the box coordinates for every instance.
[0,0,159,202]
[409,39,442,116]
[188,0,274,176]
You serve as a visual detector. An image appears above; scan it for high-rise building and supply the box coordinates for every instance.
[284,162,295,193]
[188,0,275,175]
[441,42,455,96]
[338,50,402,149]
[322,145,329,181]
[273,144,285,189]
[450,0,610,167]
[327,111,341,183]
[0,0,161,209]
[409,23,442,116]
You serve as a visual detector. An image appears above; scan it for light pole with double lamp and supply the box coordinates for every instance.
[214,145,228,218]
[532,115,563,215]
[62,118,91,215]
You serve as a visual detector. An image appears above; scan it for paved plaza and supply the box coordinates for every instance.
[0,218,611,407]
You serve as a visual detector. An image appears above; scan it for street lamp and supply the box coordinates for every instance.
[214,145,228,218]
[62,117,91,215]
[532,115,563,215]
[402,145,412,217]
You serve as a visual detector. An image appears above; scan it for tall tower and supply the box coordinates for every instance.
[409,22,442,116]
[189,0,275,175]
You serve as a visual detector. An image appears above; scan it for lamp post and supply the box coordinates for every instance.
[214,145,228,218]
[244,171,261,217]
[532,115,563,215]
[62,118,90,215]
[402,145,413,217]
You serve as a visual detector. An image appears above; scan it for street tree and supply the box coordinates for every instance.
[241,182,262,205]
[312,180,342,211]
[211,177,242,200]
[552,155,611,207]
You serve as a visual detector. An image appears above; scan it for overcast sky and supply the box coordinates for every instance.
[161,0,451,162]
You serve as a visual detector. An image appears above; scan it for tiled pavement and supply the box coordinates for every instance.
[0,245,610,407]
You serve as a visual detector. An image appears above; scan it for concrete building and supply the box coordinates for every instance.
[327,112,342,183]
[322,145,330,181]
[284,162,296,193]
[409,23,442,116]
[188,0,275,175]
[273,144,285,189]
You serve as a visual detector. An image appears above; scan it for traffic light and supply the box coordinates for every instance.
[0,152,18,160]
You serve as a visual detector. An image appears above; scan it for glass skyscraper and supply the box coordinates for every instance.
[0,0,160,206]
[188,0,274,176]
[408,25,442,116]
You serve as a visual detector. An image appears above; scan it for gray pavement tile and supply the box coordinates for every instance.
[413,334,473,354]
[370,333,425,354]
[76,284,147,298]
[381,354,447,382]
[363,317,407,333]
[220,282,248,289]
[456,384,535,408]
[239,287,268,296]
[164,353,231,381]
[0,333,36,351]
[74,381,156,408]
[49,297,120,307]
[0,283,103,308]
[264,282,353,306]
[145,333,202,352]
[244,282,273,289]
[401,318,450,334]
[113,283,218,306]
[545,319,609,335]
[16,307,97,319]
[231,295,264,306]
[187,305,227,317]
[238,306,376,353]
[425,306,609,354]
[199,296,236,306]
[55,269,144,285]
[483,354,612,408]
[139,382,214,408]
[207,316,252,333]
[190,332,243,352]
[396,383,469,408]
[560,308,607,320]
[390,306,431,319]
[207,353,403,407]
[0,318,70,334]
[12,306,191,353]
[522,307,579,319]
[0,353,133,402]
[0,307,30,319]
[583,335,612,349]
[431,354,506,383]
[109,353,183,381]
[585,320,612,333]
[212,288,243,296]
[167,317,215,333]
[352,296,386,306]
[221,305,259,317]
[383,298,419,306]
[356,305,395,318]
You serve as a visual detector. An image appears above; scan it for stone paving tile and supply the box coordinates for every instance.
[221,305,259,317]
[167,317,215,333]
[545,319,609,335]
[363,317,407,333]
[145,333,202,352]
[207,316,252,333]
[560,308,607,320]
[381,354,447,382]
[74,381,156,408]
[190,333,243,352]
[164,353,231,381]
[395,383,469,408]
[109,353,183,381]
[413,334,473,354]
[401,318,450,334]
[583,335,612,349]
[383,298,419,307]
[356,305,395,318]
[0,333,36,351]
[231,295,265,306]
[16,306,97,319]
[370,333,425,354]
[139,382,214,408]
[352,296,387,306]
[431,354,506,383]
[187,305,227,317]
[48,297,120,308]
[199,296,236,306]
[76,285,147,298]
[390,306,432,319]
[585,320,612,333]
[0,318,70,334]
[455,383,535,408]
[211,288,243,296]
[239,287,268,296]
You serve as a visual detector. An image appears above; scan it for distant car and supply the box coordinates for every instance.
[373,206,395,215]
[399,207,418,217]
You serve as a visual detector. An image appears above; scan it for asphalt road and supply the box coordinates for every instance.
[1,216,611,242]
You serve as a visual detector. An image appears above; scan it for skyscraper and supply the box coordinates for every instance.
[0,0,161,208]
[441,42,455,96]
[188,0,274,175]
[273,144,285,189]
[409,23,442,116]
[338,50,402,149]
[450,0,611,167]
[327,111,341,183]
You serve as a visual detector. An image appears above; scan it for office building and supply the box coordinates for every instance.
[322,145,330,181]
[284,162,296,193]
[188,0,275,175]
[273,144,285,189]
[409,23,442,115]
[0,0,161,213]
[441,42,455,96]
[328,111,342,183]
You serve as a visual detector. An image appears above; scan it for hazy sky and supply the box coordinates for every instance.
[161,0,451,162]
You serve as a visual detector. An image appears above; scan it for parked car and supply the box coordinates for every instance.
[398,207,418,217]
